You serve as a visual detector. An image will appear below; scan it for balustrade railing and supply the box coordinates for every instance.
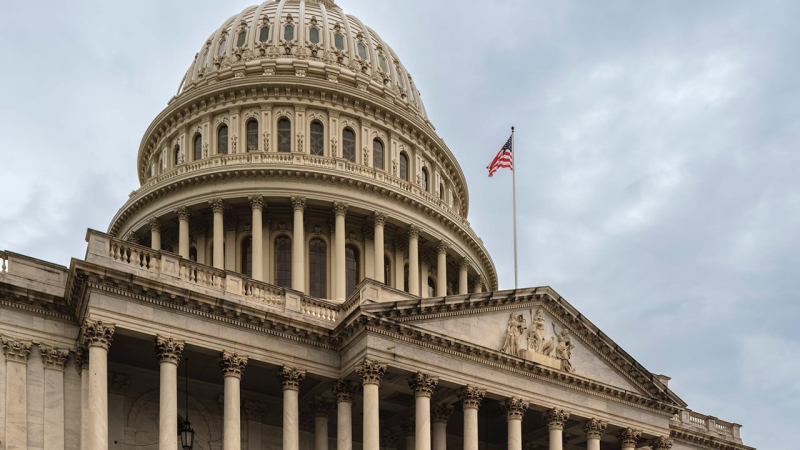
[673,409,740,441]
[300,296,339,322]
[179,259,225,289]
[0,251,8,275]
[243,278,284,306]
[109,240,161,272]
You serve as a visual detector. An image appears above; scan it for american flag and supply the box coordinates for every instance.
[487,135,513,177]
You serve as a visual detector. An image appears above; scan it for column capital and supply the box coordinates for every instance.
[248,194,265,211]
[209,198,225,213]
[355,358,387,386]
[407,371,439,397]
[244,400,266,422]
[1,336,31,363]
[458,385,486,410]
[362,224,375,241]
[292,196,307,212]
[333,201,348,216]
[39,344,69,371]
[408,225,421,239]
[82,319,115,350]
[149,217,161,232]
[219,350,248,378]
[436,240,449,254]
[154,335,185,365]
[501,397,529,420]
[432,403,453,424]
[278,365,307,390]
[459,258,471,271]
[74,345,89,371]
[373,211,388,226]
[310,398,334,418]
[583,418,607,439]
[542,408,570,431]
[649,436,673,450]
[175,206,190,221]
[332,379,356,403]
[617,428,642,447]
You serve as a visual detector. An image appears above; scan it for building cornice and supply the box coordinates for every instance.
[670,426,754,450]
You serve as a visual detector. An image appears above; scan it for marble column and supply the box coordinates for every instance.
[310,398,333,450]
[458,385,485,450]
[76,347,89,450]
[373,212,387,283]
[649,436,674,450]
[436,242,448,297]
[333,202,348,300]
[176,207,190,259]
[279,366,307,450]
[292,196,307,292]
[431,404,453,450]
[210,199,225,269]
[394,237,406,291]
[458,259,469,295]
[401,419,415,450]
[356,358,387,450]
[2,336,32,450]
[502,398,529,450]
[82,319,115,450]
[471,277,484,294]
[420,256,430,298]
[150,218,162,251]
[155,336,185,450]
[225,216,237,270]
[220,350,248,450]
[616,428,641,450]
[408,226,420,296]
[408,372,439,450]
[332,380,356,450]
[40,344,69,450]
[244,401,266,450]
[542,408,570,450]
[249,195,265,281]
[582,419,606,450]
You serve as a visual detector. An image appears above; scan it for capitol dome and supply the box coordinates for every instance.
[110,0,499,300]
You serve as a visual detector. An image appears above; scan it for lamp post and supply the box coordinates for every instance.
[180,357,195,450]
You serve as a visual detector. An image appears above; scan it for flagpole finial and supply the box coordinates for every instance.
[511,126,514,132]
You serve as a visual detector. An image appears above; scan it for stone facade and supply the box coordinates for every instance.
[0,1,753,450]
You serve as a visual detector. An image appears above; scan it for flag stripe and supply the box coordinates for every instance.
[487,135,513,177]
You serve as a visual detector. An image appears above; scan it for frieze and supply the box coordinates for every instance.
[500,308,576,373]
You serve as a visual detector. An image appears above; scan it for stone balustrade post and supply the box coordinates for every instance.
[210,199,225,269]
[249,195,265,281]
[220,350,248,450]
[333,380,356,450]
[582,419,606,450]
[408,226,420,296]
[458,385,485,450]
[436,241,448,297]
[408,372,439,450]
[373,212,387,283]
[356,358,387,450]
[431,404,452,450]
[175,207,190,259]
[543,408,570,450]
[334,202,348,300]
[82,319,115,450]
[502,398,528,450]
[155,336,184,450]
[617,428,641,450]
[292,196,306,292]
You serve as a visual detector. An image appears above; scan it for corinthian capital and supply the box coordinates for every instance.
[175,206,190,221]
[1,336,31,363]
[542,408,570,431]
[219,350,248,378]
[459,258,471,271]
[617,428,642,447]
[278,365,307,390]
[82,319,115,350]
[583,418,607,439]
[39,344,69,370]
[332,379,356,403]
[373,211,388,226]
[333,201,348,217]
[248,194,265,211]
[432,403,453,424]
[458,385,486,410]
[154,336,185,365]
[436,240,450,254]
[149,217,161,232]
[502,397,529,420]
[74,346,89,371]
[209,198,225,214]
[310,398,334,418]
[355,358,387,386]
[407,372,439,398]
[408,225,420,239]
[649,436,673,450]
[292,196,307,212]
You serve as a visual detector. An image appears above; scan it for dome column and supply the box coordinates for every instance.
[249,195,265,282]
[436,241,448,297]
[210,199,225,269]
[394,237,406,291]
[175,207,190,259]
[292,197,306,292]
[149,218,162,251]
[420,255,430,298]
[408,226,420,296]
[334,202,348,301]
[458,259,469,295]
[373,212,387,283]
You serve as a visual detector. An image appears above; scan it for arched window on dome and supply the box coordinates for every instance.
[421,167,429,192]
[284,24,295,41]
[236,30,247,48]
[310,121,324,156]
[277,118,291,153]
[373,139,384,170]
[201,48,210,69]
[357,42,368,60]
[275,236,291,288]
[173,145,181,167]
[439,182,445,200]
[217,36,227,57]
[309,27,321,45]
[379,55,389,73]
[259,25,270,43]
[334,33,345,51]
[399,152,409,181]
[345,245,359,298]
[241,236,252,278]
[342,128,356,162]
[246,120,258,152]
[217,125,229,155]
[309,238,327,298]
[193,134,203,161]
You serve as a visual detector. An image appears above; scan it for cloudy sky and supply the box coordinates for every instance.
[1,0,797,447]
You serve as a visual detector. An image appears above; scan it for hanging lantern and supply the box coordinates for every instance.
[179,419,195,450]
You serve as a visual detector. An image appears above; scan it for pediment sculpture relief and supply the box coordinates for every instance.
[500,308,575,373]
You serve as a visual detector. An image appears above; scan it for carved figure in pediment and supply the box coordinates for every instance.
[553,324,575,373]
[528,308,554,356]
[501,312,527,357]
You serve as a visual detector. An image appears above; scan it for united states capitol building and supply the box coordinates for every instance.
[0,1,754,450]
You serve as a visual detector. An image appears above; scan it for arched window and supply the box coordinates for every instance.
[284,24,295,41]
[236,30,247,48]
[259,26,270,43]
[310,121,324,156]
[218,125,229,155]
[217,37,227,57]
[309,239,327,298]
[275,236,292,288]
[201,48,210,68]
[384,256,391,286]
[379,55,388,73]
[246,120,258,152]
[334,33,345,51]
[278,118,291,152]
[309,27,320,44]
[357,42,368,60]
[439,183,445,200]
[193,134,202,161]
[345,245,359,298]
[241,237,252,278]
[342,128,356,162]
[421,167,429,191]
[399,153,409,181]
[174,145,181,166]
[372,139,384,170]
[427,277,435,298]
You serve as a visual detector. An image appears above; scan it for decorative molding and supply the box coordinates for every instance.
[1,336,31,363]
[220,350,248,378]
[436,240,449,254]
[458,385,485,410]
[309,398,334,418]
[373,211,387,226]
[154,335,185,365]
[407,372,438,398]
[74,346,89,371]
[408,225,420,239]
[175,206,190,221]
[82,319,115,350]
[618,428,642,447]
[248,194,265,211]
[209,198,225,214]
[583,418,608,439]
[543,408,570,431]
[333,201,349,217]
[332,379,356,403]
[650,436,674,450]
[39,344,69,371]
[355,358,387,386]
[291,196,307,212]
[432,403,453,424]
[278,365,307,390]
[502,397,529,420]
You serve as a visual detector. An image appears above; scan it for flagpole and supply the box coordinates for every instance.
[511,126,518,289]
